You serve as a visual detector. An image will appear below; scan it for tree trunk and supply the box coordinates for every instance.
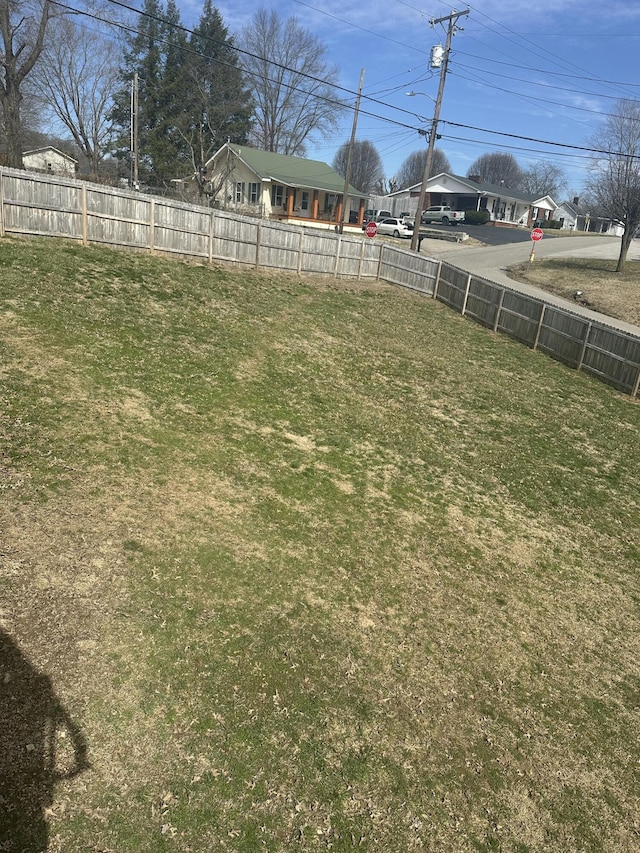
[0,87,24,168]
[616,225,634,273]
[0,0,51,169]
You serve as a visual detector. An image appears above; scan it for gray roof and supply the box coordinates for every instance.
[390,172,553,205]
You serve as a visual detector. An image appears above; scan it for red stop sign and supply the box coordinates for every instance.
[531,227,544,241]
[365,221,378,237]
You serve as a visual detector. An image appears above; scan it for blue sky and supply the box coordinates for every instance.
[115,1,640,197]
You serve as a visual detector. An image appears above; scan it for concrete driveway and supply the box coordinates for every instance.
[419,232,640,336]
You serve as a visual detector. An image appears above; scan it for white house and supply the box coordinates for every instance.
[204,143,365,231]
[553,198,624,236]
[23,147,78,178]
[371,172,557,227]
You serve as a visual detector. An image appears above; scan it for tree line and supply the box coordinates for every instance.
[0,0,343,185]
[1,1,640,270]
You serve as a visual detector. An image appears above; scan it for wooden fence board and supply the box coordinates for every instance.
[495,290,543,346]
[536,309,590,367]
[379,245,438,294]
[463,277,502,328]
[300,231,342,275]
[435,266,469,311]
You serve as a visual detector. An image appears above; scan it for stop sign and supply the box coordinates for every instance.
[531,227,544,241]
[365,220,378,237]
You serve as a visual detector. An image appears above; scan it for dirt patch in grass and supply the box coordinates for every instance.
[507,257,640,326]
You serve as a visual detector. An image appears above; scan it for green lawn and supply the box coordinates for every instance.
[1,238,639,852]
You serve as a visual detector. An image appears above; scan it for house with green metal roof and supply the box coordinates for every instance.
[204,143,366,230]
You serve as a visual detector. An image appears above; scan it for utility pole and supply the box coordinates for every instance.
[410,8,469,252]
[339,68,365,234]
[131,71,139,190]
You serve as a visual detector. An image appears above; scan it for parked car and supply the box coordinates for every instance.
[421,205,465,226]
[363,208,393,222]
[375,217,414,239]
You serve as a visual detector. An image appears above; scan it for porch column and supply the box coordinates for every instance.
[286,189,295,216]
[358,198,365,226]
[312,190,319,220]
[335,197,343,225]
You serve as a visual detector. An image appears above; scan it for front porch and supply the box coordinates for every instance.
[269,186,366,229]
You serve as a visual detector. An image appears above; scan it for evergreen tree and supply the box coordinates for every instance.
[110,0,167,185]
[184,0,252,171]
[110,0,251,188]
[152,0,190,181]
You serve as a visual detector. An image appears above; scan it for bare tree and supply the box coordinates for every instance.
[520,161,566,199]
[467,152,523,187]
[332,139,384,195]
[0,0,52,167]
[373,175,397,195]
[31,13,119,177]
[587,99,640,272]
[395,148,450,189]
[237,9,344,156]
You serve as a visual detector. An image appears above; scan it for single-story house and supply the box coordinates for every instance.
[553,198,624,236]
[204,143,365,230]
[23,146,78,178]
[370,172,557,227]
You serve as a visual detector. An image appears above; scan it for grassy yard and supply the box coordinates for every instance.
[1,238,639,852]
[508,256,640,328]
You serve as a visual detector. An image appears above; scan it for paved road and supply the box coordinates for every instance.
[420,222,534,246]
[418,232,640,336]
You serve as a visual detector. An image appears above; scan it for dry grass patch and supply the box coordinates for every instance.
[508,256,640,326]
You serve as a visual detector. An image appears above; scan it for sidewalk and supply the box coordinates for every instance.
[420,234,640,338]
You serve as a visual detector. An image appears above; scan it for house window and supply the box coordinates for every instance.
[301,191,309,211]
[47,162,53,172]
[324,193,337,212]
[248,182,259,203]
[235,182,245,202]
[271,185,284,207]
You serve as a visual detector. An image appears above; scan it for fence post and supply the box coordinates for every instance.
[149,199,155,251]
[577,321,592,370]
[376,244,384,281]
[81,182,88,246]
[533,304,546,350]
[493,287,506,332]
[357,238,365,280]
[208,209,214,264]
[256,222,262,269]
[297,228,303,275]
[632,364,640,398]
[433,260,442,299]
[0,167,4,238]
[461,273,472,316]
[334,234,342,277]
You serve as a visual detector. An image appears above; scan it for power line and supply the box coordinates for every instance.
[463,2,638,101]
[291,0,428,58]
[453,62,639,105]
[455,49,640,89]
[46,1,639,168]
[443,119,638,159]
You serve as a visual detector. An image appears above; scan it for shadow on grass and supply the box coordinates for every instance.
[0,627,89,851]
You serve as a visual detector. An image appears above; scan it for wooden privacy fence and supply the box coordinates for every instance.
[1,167,639,398]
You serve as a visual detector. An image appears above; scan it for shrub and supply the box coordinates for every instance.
[543,219,562,230]
[464,209,490,225]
